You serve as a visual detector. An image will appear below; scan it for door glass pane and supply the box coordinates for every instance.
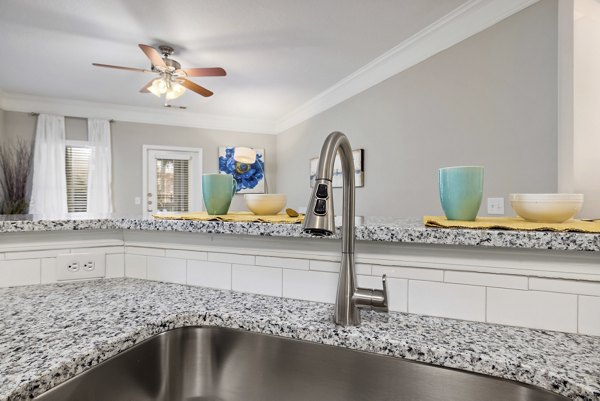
[156,159,190,212]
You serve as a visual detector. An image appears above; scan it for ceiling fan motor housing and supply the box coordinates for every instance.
[161,58,181,71]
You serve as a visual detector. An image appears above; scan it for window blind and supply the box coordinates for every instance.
[65,146,91,213]
[156,159,190,212]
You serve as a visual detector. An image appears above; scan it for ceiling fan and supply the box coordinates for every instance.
[92,44,226,101]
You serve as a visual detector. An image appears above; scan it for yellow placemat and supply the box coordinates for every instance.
[153,211,304,224]
[424,216,600,233]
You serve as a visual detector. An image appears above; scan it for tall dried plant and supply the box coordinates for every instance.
[0,140,32,215]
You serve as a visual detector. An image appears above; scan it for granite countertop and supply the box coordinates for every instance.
[1,214,600,252]
[1,278,599,401]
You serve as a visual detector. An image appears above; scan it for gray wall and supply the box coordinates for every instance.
[1,111,277,215]
[110,120,276,215]
[0,109,4,141]
[574,12,600,218]
[276,0,559,217]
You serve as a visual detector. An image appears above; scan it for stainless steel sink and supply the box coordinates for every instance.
[35,327,568,401]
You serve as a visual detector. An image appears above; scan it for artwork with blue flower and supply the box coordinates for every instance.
[310,149,364,188]
[218,146,266,193]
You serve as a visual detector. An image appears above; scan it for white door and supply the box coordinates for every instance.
[144,146,202,216]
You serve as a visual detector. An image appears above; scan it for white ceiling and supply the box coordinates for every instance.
[0,0,469,121]
[0,0,540,133]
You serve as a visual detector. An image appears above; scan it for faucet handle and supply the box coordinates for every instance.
[373,274,389,312]
[353,274,389,312]
[381,274,388,308]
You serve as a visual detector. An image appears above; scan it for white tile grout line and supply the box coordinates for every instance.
[576,295,580,334]
[185,259,189,285]
[406,280,410,313]
[484,287,488,323]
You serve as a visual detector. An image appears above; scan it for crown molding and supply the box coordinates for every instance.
[274,0,539,134]
[0,92,278,134]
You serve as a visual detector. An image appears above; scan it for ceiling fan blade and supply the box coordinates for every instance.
[183,67,227,77]
[138,44,166,68]
[92,63,152,73]
[139,79,155,93]
[181,79,213,97]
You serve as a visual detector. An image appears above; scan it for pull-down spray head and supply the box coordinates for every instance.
[303,179,335,237]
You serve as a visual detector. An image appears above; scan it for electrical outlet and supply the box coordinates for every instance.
[487,197,505,215]
[67,262,79,272]
[83,261,95,271]
[134,197,141,205]
[56,253,105,281]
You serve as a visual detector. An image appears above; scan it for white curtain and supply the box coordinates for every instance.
[29,114,67,217]
[87,119,113,214]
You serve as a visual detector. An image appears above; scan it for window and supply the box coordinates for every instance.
[65,143,92,213]
[155,158,190,212]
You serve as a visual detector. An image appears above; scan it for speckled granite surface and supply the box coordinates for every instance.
[1,215,599,252]
[1,278,599,401]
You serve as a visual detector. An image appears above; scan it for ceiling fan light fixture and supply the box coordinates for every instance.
[166,82,186,100]
[148,77,168,97]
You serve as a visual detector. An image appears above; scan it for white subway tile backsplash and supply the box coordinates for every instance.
[5,249,69,260]
[357,275,379,288]
[6,237,600,337]
[529,278,600,297]
[147,257,186,284]
[283,269,338,303]
[356,264,372,275]
[125,246,165,257]
[256,256,309,270]
[187,260,232,290]
[408,281,486,321]
[165,249,208,261]
[106,254,125,278]
[358,275,408,312]
[125,254,147,279]
[309,260,370,275]
[372,265,443,282]
[40,258,57,284]
[579,296,600,336]
[232,264,281,297]
[487,288,577,333]
[309,260,339,272]
[209,252,255,265]
[0,259,40,287]
[445,271,527,289]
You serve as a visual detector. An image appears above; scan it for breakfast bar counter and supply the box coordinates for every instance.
[1,215,599,252]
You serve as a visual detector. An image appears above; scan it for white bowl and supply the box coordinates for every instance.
[244,194,287,215]
[509,193,584,223]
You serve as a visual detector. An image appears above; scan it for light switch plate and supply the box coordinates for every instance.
[487,197,505,215]
[56,253,106,281]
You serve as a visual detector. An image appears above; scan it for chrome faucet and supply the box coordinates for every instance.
[303,131,388,326]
